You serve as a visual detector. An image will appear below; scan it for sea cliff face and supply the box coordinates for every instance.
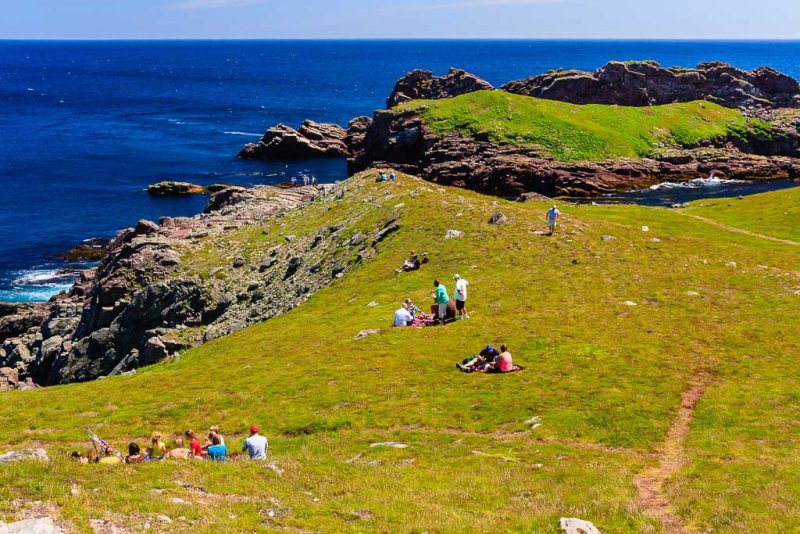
[0,180,402,386]
[241,61,800,197]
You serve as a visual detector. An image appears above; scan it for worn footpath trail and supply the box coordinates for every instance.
[679,212,799,246]
[635,372,710,534]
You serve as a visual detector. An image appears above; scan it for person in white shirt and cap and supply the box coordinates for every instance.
[546,205,560,236]
[453,274,469,320]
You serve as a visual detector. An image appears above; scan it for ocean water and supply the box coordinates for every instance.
[1,40,799,302]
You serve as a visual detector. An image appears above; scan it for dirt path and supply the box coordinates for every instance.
[680,213,800,246]
[635,374,709,534]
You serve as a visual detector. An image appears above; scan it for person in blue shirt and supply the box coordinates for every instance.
[206,434,227,462]
[389,170,396,181]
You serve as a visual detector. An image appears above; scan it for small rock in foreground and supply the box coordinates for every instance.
[0,517,62,534]
[369,442,409,449]
[559,517,601,534]
[0,448,49,464]
[445,229,464,239]
[355,329,380,340]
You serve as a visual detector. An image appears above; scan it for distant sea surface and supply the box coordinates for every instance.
[1,40,799,301]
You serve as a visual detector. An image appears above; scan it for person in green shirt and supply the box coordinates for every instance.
[432,279,450,322]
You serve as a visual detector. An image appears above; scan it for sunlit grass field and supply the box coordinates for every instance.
[1,172,798,532]
[399,90,756,162]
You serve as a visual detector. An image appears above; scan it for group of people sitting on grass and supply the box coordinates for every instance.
[456,343,521,373]
[376,170,396,182]
[393,274,470,327]
[74,424,268,465]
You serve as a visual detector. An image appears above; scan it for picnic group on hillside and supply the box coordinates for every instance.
[392,274,469,328]
[75,424,268,465]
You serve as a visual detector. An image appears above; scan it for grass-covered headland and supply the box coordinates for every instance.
[1,172,799,532]
[400,90,766,162]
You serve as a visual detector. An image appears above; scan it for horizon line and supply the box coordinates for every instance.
[3,37,800,42]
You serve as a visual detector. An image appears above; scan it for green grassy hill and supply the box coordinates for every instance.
[399,90,762,162]
[1,172,799,533]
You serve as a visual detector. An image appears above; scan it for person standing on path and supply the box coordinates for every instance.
[546,205,560,236]
[432,279,450,323]
[242,424,268,461]
[453,274,469,320]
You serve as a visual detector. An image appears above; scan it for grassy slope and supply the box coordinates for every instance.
[684,186,800,242]
[1,173,799,533]
[399,90,751,162]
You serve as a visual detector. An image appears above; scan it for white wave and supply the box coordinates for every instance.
[649,175,748,191]
[12,269,78,286]
[223,130,262,137]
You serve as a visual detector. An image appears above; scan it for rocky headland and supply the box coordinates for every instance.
[241,61,800,197]
[0,180,402,388]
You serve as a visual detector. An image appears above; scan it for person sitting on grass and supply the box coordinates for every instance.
[125,442,145,464]
[486,344,513,373]
[148,432,167,460]
[242,424,268,461]
[206,434,227,462]
[186,430,204,459]
[396,251,421,273]
[394,301,414,327]
[165,437,191,460]
[210,426,226,446]
[457,344,499,372]
[404,298,422,317]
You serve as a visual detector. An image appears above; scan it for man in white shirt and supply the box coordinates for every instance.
[546,205,560,236]
[453,274,469,320]
[394,302,413,327]
[242,424,268,461]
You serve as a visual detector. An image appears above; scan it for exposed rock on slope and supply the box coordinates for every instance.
[239,120,348,160]
[502,61,800,109]
[0,181,400,385]
[386,68,494,107]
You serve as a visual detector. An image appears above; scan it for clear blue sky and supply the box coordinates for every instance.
[3,0,800,40]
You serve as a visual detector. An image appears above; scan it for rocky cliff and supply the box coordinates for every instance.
[239,63,800,196]
[386,68,494,107]
[347,101,800,196]
[502,61,800,109]
[239,120,348,160]
[0,179,402,386]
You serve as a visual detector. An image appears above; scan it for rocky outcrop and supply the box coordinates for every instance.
[387,68,494,108]
[239,120,347,160]
[348,106,800,197]
[0,448,49,464]
[1,181,402,386]
[148,181,209,195]
[502,61,800,109]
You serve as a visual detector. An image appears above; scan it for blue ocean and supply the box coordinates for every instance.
[1,40,799,302]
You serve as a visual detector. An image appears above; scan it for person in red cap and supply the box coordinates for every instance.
[242,424,268,460]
